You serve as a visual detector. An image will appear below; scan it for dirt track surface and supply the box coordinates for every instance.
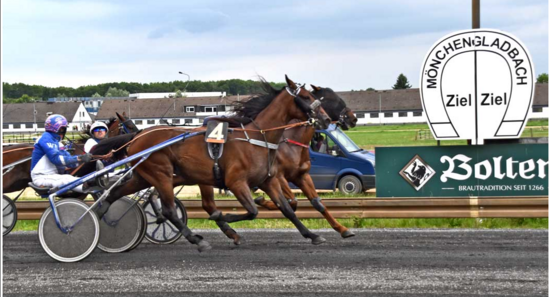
[3,229,548,296]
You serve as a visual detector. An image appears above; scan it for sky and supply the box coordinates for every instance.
[2,0,548,92]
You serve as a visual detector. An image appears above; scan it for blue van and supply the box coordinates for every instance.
[295,124,375,194]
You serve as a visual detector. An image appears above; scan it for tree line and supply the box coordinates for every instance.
[3,73,548,103]
[2,79,287,103]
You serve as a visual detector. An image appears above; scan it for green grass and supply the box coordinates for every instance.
[11,217,548,232]
[347,119,547,150]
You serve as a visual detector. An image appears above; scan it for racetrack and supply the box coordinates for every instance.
[3,229,548,296]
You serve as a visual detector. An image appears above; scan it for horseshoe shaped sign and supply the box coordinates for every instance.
[420,29,535,145]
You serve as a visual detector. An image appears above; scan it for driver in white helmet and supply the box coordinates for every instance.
[84,121,109,153]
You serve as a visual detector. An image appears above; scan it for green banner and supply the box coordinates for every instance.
[376,144,548,197]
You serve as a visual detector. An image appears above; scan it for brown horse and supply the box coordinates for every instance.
[3,144,34,194]
[94,75,331,251]
[198,85,358,244]
[254,85,358,237]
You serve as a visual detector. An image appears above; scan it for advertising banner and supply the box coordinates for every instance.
[376,144,548,197]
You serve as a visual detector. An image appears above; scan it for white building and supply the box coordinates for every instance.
[2,102,93,133]
[129,92,226,99]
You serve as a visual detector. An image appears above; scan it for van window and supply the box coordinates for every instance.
[311,132,338,155]
[329,128,361,152]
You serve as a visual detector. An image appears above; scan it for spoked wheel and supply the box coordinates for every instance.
[97,196,145,253]
[38,199,100,263]
[3,195,18,236]
[143,198,187,244]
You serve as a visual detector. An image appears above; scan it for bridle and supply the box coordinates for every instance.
[338,107,352,129]
[286,84,325,125]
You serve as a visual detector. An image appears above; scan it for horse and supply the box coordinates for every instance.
[199,84,358,244]
[112,84,359,243]
[90,75,332,252]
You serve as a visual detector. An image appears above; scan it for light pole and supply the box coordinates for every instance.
[32,100,37,132]
[178,72,191,94]
[376,90,383,126]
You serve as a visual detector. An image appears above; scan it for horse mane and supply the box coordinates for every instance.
[229,77,283,124]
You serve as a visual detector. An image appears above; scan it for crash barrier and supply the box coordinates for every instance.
[15,197,548,220]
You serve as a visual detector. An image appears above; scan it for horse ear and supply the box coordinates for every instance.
[285,75,297,89]
[310,84,321,92]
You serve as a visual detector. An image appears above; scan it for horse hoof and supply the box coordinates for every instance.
[208,211,222,221]
[197,240,212,253]
[311,235,326,245]
[341,229,356,238]
[254,196,265,206]
[233,235,244,245]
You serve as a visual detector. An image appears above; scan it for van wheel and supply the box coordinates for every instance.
[338,175,362,195]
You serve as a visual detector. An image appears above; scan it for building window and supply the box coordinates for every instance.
[370,113,379,118]
[147,120,155,125]
[172,119,180,124]
[37,122,45,128]
[413,111,422,117]
[13,123,21,129]
[186,106,195,112]
[205,106,217,113]
[384,112,393,118]
[398,112,408,117]
[355,113,365,118]
[533,107,543,113]
[185,119,192,124]
[3,123,9,129]
[135,120,143,125]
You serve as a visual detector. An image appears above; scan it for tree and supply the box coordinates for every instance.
[57,93,68,98]
[392,74,412,89]
[104,87,130,97]
[91,92,102,98]
[366,87,375,91]
[537,73,548,83]
[174,89,186,98]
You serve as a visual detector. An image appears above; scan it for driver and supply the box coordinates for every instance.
[84,121,108,153]
[30,114,93,192]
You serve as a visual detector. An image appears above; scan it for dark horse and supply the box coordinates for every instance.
[197,84,358,244]
[91,76,332,252]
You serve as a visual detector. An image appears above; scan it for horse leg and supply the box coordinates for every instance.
[260,177,326,245]
[138,165,211,252]
[211,181,258,223]
[254,175,298,211]
[295,174,355,238]
[199,184,243,245]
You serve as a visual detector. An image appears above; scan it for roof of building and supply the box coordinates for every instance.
[2,102,83,123]
[93,84,548,119]
[95,95,251,120]
[338,83,548,112]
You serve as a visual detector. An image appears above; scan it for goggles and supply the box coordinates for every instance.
[92,127,107,133]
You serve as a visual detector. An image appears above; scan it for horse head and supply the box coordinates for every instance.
[285,75,331,130]
[310,84,357,130]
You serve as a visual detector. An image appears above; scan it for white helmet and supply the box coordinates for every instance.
[90,121,108,133]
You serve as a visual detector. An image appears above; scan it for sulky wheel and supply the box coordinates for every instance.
[97,196,144,253]
[143,198,187,244]
[127,203,147,252]
[38,199,100,263]
[2,195,18,236]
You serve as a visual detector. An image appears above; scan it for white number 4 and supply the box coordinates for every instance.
[208,123,224,140]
